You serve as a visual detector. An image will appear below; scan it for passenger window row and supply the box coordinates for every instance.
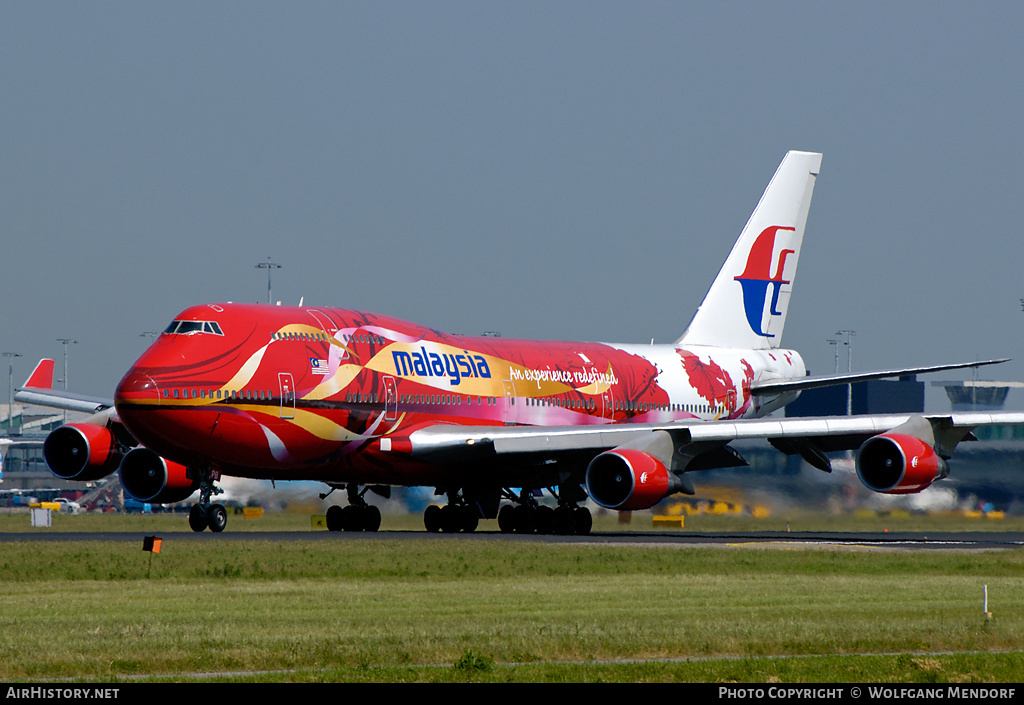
[346,393,499,406]
[270,331,386,344]
[525,397,594,410]
[272,332,329,341]
[343,333,385,345]
[613,400,718,414]
[163,388,274,401]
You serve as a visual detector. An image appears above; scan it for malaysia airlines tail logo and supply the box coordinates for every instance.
[734,226,796,338]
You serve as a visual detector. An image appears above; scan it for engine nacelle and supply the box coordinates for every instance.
[43,423,122,481]
[119,447,200,504]
[856,432,949,494]
[585,448,683,511]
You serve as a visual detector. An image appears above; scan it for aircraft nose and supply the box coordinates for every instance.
[115,368,161,405]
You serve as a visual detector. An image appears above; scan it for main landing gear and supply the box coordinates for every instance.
[188,468,227,533]
[423,491,479,533]
[497,488,592,536]
[420,486,593,535]
[323,483,383,532]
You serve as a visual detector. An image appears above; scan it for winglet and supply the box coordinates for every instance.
[24,359,55,389]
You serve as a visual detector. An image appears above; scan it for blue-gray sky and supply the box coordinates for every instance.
[2,2,1023,409]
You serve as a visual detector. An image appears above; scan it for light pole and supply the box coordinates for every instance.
[255,258,282,305]
[836,330,856,415]
[2,352,21,432]
[56,338,77,423]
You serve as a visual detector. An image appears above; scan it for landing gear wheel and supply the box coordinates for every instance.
[326,504,343,531]
[440,505,461,533]
[363,505,382,532]
[340,504,361,531]
[424,504,442,533]
[188,504,208,533]
[513,504,536,534]
[574,506,593,536]
[207,504,228,533]
[497,504,516,533]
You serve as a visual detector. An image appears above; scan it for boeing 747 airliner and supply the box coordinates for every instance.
[18,151,1022,533]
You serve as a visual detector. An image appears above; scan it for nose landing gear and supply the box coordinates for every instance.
[188,468,227,532]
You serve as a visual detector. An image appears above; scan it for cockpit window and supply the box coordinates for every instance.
[164,320,224,336]
[175,321,205,335]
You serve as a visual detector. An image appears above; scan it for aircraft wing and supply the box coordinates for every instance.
[13,359,114,415]
[404,410,1024,467]
[750,358,1010,396]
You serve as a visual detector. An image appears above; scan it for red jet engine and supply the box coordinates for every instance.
[855,432,949,494]
[585,448,684,511]
[118,447,200,504]
[43,423,122,482]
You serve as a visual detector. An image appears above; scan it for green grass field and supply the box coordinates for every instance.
[1,509,1023,683]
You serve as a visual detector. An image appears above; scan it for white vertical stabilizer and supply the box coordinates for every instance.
[676,150,822,350]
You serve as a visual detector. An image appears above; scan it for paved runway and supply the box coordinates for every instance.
[1,529,1021,549]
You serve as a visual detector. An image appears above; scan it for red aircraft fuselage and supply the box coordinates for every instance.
[113,302,803,487]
